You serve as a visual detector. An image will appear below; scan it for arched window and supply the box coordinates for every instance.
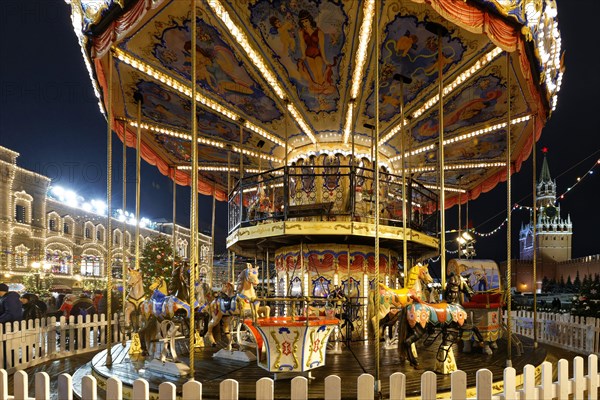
[13,191,33,224]
[113,230,122,246]
[84,222,94,240]
[14,244,29,268]
[96,225,105,242]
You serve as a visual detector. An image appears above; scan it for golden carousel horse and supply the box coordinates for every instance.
[371,263,433,338]
[205,263,270,348]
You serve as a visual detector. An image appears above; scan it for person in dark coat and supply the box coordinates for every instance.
[20,293,45,321]
[0,283,23,323]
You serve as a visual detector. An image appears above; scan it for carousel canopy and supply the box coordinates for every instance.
[68,0,563,208]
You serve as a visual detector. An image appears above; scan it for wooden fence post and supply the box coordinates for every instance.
[290,376,307,400]
[220,379,239,400]
[58,374,73,400]
[357,374,374,400]
[476,369,492,400]
[158,382,177,400]
[587,354,599,400]
[106,377,123,400]
[539,361,553,400]
[557,358,570,400]
[521,364,535,400]
[82,375,97,400]
[256,377,274,400]
[35,372,50,400]
[324,375,341,400]
[133,378,149,400]
[448,369,465,399]
[14,370,28,399]
[389,372,406,400]
[421,371,436,400]
[0,369,8,400]
[503,367,517,400]
[182,380,202,400]
[572,356,585,400]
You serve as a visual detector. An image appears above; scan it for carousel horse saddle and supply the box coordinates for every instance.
[218,295,237,314]
[427,302,449,324]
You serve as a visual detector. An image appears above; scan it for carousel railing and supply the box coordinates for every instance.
[1,354,598,399]
[227,166,438,235]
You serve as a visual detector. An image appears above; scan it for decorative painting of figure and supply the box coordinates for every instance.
[297,10,336,96]
[365,15,466,121]
[412,74,507,141]
[152,17,281,123]
[269,15,296,56]
[250,0,347,112]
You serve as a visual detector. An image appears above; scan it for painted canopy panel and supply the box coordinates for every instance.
[248,0,349,113]
[364,14,469,122]
[68,0,563,204]
[122,4,283,125]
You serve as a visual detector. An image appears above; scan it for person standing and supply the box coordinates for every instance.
[0,283,22,324]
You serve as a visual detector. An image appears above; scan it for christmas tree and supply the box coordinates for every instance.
[138,235,181,295]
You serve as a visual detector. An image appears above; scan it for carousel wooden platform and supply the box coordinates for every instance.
[69,335,547,399]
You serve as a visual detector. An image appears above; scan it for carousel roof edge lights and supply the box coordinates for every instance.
[67,0,563,208]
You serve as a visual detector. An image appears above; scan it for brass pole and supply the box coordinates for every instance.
[398,77,409,288]
[105,51,114,367]
[506,52,513,367]
[122,122,127,318]
[172,177,177,272]
[134,99,142,272]
[374,2,381,393]
[437,29,447,289]
[458,177,462,259]
[239,124,244,182]
[227,151,231,288]
[266,248,270,296]
[210,181,216,286]
[189,0,198,378]
[532,115,538,349]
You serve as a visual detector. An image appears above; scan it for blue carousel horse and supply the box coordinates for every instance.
[398,272,483,368]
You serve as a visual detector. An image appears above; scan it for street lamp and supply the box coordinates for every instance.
[31,261,51,292]
[457,230,476,258]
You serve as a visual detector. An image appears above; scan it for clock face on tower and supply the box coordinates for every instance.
[544,205,557,218]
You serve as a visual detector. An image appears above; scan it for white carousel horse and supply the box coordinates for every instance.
[205,263,270,347]
[124,267,146,329]
[371,263,433,338]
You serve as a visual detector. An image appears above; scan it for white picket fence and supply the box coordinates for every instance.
[0,314,121,373]
[511,310,600,354]
[0,354,598,399]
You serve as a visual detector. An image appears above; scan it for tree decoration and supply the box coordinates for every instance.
[139,235,180,295]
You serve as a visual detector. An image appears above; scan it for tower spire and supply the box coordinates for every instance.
[539,147,552,183]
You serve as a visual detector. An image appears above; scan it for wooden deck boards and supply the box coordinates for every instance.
[9,335,591,399]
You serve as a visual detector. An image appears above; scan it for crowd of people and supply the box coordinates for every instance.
[0,283,112,325]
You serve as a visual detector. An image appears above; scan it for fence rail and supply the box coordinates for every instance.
[0,354,598,399]
[1,312,600,398]
[511,310,600,354]
[0,314,122,373]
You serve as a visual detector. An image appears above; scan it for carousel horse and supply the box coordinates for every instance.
[205,263,270,347]
[124,267,146,330]
[138,277,192,356]
[398,272,482,369]
[169,263,213,336]
[371,264,433,339]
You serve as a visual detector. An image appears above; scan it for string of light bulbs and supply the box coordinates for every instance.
[556,157,600,201]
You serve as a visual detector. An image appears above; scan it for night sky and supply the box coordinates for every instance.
[1,1,598,261]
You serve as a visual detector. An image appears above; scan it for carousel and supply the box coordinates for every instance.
[67,0,563,397]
